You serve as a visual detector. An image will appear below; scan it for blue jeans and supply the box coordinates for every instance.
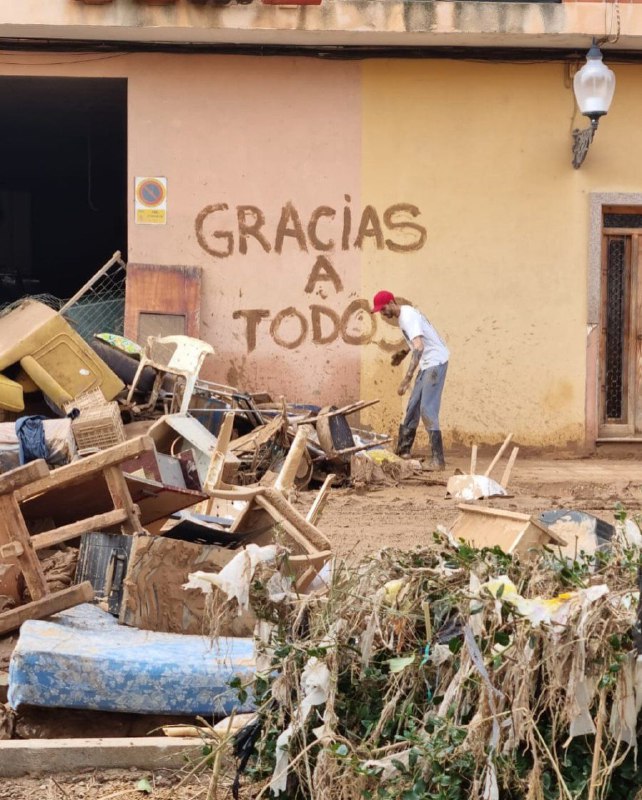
[403,362,448,432]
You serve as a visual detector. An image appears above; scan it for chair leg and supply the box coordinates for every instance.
[179,375,197,415]
[145,371,163,412]
[126,360,146,406]
[133,371,162,413]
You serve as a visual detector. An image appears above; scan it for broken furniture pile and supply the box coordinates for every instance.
[0,254,396,723]
[0,417,335,717]
[0,317,343,720]
[0,294,390,488]
[217,531,642,800]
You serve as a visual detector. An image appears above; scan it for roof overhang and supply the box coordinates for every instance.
[0,0,641,53]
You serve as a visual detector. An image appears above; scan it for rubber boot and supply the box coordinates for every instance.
[427,430,446,471]
[395,424,416,459]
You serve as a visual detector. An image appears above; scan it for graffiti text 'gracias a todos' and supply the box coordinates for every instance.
[194,197,426,353]
[195,197,427,257]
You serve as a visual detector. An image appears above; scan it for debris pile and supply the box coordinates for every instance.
[213,534,642,800]
[0,255,394,726]
[2,253,640,800]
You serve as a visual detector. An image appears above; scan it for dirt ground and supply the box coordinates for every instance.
[4,450,642,797]
[308,450,642,560]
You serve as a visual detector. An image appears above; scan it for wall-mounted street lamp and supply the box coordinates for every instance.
[572,42,616,169]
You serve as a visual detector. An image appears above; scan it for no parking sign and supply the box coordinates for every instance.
[135,177,167,224]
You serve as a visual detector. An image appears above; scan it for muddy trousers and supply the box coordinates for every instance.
[397,362,448,464]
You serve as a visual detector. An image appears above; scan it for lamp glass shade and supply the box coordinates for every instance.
[573,46,616,119]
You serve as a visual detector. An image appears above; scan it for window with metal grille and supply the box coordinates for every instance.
[604,236,627,421]
[604,213,642,229]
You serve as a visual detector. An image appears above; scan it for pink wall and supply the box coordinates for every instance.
[128,54,363,406]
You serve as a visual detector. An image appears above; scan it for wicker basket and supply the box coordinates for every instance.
[64,389,126,451]
[63,387,107,414]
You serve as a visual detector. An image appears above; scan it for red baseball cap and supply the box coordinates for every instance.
[371,290,395,313]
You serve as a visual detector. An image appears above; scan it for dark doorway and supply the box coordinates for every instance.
[0,77,127,304]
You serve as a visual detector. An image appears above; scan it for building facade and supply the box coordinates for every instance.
[1,0,642,450]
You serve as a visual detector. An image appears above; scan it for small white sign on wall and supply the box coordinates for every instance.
[135,177,167,225]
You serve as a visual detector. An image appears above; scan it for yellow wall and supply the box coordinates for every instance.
[360,59,642,448]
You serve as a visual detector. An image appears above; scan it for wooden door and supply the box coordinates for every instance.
[599,209,642,437]
[124,264,202,344]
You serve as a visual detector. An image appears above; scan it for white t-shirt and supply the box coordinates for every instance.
[398,305,449,370]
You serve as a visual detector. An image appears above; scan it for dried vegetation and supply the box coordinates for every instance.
[218,524,642,800]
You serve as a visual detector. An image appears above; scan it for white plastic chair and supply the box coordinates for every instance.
[126,335,214,414]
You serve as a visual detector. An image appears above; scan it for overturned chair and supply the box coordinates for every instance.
[126,334,214,415]
[163,415,334,592]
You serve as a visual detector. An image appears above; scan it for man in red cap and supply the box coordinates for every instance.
[371,291,449,469]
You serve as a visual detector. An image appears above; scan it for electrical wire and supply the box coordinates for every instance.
[0,52,128,66]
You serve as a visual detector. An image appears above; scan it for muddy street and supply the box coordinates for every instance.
[4,451,642,797]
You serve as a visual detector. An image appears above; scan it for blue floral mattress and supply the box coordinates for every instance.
[8,604,255,716]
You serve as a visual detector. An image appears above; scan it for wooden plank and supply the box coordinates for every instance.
[0,582,94,636]
[320,437,391,459]
[0,542,23,559]
[456,504,531,521]
[295,567,325,593]
[287,550,332,567]
[254,498,317,556]
[302,399,380,425]
[0,494,48,602]
[119,535,252,635]
[0,460,49,495]
[22,472,205,529]
[292,551,333,593]
[227,502,271,537]
[306,474,335,525]
[0,737,203,778]
[104,465,144,534]
[256,490,331,553]
[229,415,284,455]
[201,412,235,496]
[31,510,129,551]
[205,486,265,502]
[483,434,514,478]
[16,436,155,502]
[451,506,567,555]
[500,447,519,489]
[451,508,529,554]
[274,424,312,494]
[125,475,206,525]
[509,521,567,555]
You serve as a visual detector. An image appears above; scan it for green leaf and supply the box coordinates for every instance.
[447,638,462,655]
[388,655,416,674]
[136,778,153,794]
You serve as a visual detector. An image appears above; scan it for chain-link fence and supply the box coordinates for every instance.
[59,252,127,342]
[0,252,127,343]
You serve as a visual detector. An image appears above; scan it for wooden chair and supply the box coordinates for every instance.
[195,420,334,591]
[0,461,94,636]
